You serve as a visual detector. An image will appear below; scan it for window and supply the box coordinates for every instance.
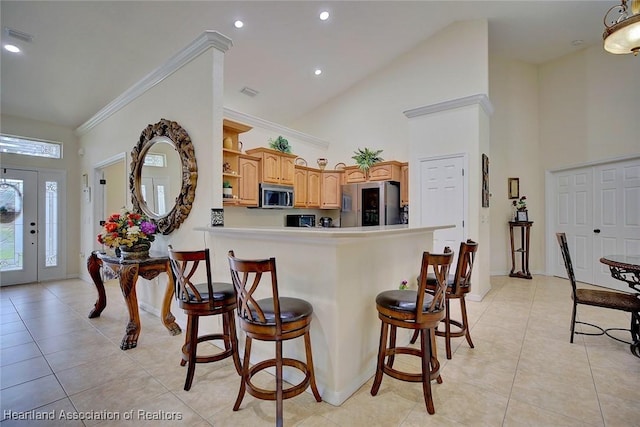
[0,134,62,159]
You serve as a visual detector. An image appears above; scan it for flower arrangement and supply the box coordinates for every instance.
[399,279,408,290]
[97,208,157,248]
[513,196,527,211]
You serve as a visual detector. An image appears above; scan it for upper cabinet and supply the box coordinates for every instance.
[238,154,260,207]
[294,166,321,208]
[245,147,296,186]
[321,171,343,209]
[223,119,252,206]
[343,161,403,184]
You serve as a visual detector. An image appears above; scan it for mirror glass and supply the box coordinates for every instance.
[130,119,197,235]
[139,137,181,216]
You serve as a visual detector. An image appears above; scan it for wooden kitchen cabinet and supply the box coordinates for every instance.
[400,162,409,207]
[343,161,403,184]
[321,171,343,209]
[294,166,321,208]
[223,119,252,205]
[238,155,260,206]
[245,147,296,186]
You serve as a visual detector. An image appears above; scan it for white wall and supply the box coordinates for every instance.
[292,20,489,166]
[78,48,223,315]
[0,114,81,278]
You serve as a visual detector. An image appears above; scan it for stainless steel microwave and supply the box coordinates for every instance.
[259,183,294,208]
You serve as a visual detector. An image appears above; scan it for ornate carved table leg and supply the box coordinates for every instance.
[631,311,639,358]
[118,263,142,350]
[161,261,182,336]
[87,251,107,318]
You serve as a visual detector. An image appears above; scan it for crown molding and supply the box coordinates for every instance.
[76,31,232,136]
[223,107,330,149]
[403,94,494,118]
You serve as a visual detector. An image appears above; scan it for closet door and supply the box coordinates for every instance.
[555,168,594,284]
[553,158,640,292]
[592,159,640,291]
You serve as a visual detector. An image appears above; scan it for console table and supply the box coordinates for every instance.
[509,221,533,279]
[86,251,182,350]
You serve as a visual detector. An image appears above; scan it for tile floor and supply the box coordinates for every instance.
[1,275,638,426]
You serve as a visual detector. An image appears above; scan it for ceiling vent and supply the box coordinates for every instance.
[240,86,259,97]
[4,27,34,43]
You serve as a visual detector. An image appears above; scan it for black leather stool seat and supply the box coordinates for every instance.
[426,273,455,287]
[376,290,434,313]
[248,297,313,324]
[187,282,235,302]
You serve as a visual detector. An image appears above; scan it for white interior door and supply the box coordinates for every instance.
[419,155,466,256]
[552,158,640,292]
[592,160,640,291]
[554,168,594,284]
[0,169,38,286]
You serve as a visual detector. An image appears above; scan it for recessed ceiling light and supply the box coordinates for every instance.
[234,20,244,29]
[319,11,329,21]
[3,44,20,53]
[314,69,322,76]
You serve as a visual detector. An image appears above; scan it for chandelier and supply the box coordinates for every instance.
[603,0,640,55]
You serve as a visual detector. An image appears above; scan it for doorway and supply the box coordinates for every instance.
[0,167,66,286]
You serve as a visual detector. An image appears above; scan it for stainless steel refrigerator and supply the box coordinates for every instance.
[340,181,401,227]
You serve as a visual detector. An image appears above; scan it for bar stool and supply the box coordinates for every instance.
[371,249,453,415]
[227,250,322,427]
[168,246,242,391]
[410,240,479,359]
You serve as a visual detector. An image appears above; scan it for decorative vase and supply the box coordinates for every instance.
[119,241,151,260]
[317,158,328,170]
[223,137,233,150]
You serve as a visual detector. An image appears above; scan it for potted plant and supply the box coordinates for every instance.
[352,147,384,173]
[268,136,292,153]
[223,180,233,198]
[96,208,157,258]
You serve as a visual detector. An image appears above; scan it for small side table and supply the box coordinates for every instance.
[509,221,533,279]
[87,251,182,350]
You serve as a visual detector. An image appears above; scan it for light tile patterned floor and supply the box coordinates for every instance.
[1,275,638,426]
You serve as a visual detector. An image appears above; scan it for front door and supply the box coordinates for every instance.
[0,168,38,285]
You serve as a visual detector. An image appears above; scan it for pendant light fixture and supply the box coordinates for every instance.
[603,0,640,55]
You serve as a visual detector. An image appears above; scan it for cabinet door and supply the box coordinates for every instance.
[400,164,409,206]
[344,167,367,183]
[307,170,321,208]
[321,172,342,209]
[294,168,308,207]
[280,156,296,186]
[369,163,401,181]
[238,157,259,206]
[262,152,281,184]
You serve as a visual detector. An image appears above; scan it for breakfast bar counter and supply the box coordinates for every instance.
[195,224,453,406]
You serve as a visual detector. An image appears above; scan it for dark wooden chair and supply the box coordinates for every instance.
[227,250,322,427]
[556,233,640,344]
[371,249,453,415]
[410,239,479,359]
[168,246,242,391]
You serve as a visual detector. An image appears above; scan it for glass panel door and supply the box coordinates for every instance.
[1,169,38,285]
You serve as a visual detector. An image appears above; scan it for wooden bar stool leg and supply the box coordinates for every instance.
[444,299,452,359]
[387,325,397,368]
[304,331,322,401]
[276,340,284,427]
[460,297,474,349]
[226,312,242,375]
[180,317,191,367]
[234,335,252,411]
[420,329,435,415]
[184,315,199,391]
[371,320,389,396]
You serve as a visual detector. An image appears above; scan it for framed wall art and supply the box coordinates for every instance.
[516,210,528,222]
[508,177,519,199]
[482,153,489,207]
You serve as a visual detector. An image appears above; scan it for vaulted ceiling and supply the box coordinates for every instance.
[0,1,612,130]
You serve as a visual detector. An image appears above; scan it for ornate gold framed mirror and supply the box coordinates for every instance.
[130,119,197,234]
